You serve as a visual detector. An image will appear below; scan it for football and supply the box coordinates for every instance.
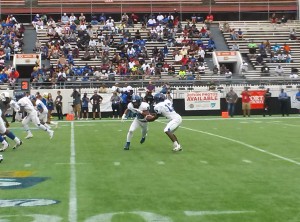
[145,113,157,122]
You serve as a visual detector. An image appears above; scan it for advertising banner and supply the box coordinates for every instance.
[248,90,265,109]
[185,91,220,110]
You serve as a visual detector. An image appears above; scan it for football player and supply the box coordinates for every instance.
[154,93,182,152]
[18,94,54,139]
[0,92,23,151]
[34,93,58,128]
[121,94,150,150]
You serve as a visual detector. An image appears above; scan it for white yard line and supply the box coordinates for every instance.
[185,210,255,216]
[69,122,77,222]
[180,125,300,166]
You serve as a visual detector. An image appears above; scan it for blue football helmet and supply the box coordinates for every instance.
[37,103,44,112]
[154,93,166,103]
[131,95,141,108]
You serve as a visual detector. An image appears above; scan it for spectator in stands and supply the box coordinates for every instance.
[32,14,40,29]
[230,29,238,40]
[290,72,299,79]
[178,68,186,80]
[261,63,270,76]
[198,63,205,75]
[285,53,292,63]
[213,65,219,75]
[99,13,106,25]
[248,40,257,58]
[131,13,139,24]
[207,38,216,51]
[255,54,264,65]
[147,16,157,27]
[283,43,291,54]
[275,64,284,76]
[290,28,297,40]
[220,64,226,75]
[79,13,86,23]
[270,13,277,24]
[174,52,183,65]
[272,43,282,53]
[4,45,11,61]
[231,42,239,51]
[281,15,287,24]
[61,13,69,24]
[225,69,232,78]
[264,39,272,53]
[205,13,214,28]
[8,68,19,87]
[241,60,248,73]
[81,48,91,61]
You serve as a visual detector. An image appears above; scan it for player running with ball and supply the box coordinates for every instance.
[122,94,154,150]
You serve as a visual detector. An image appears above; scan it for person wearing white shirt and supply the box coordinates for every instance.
[241,61,248,72]
[197,47,205,59]
[156,14,164,23]
[225,69,232,78]
[154,93,182,152]
[142,63,150,71]
[275,65,284,76]
[54,26,63,36]
[18,95,54,139]
[69,13,77,23]
[156,25,164,38]
[147,18,156,27]
[79,23,87,31]
[198,63,206,74]
[174,52,183,64]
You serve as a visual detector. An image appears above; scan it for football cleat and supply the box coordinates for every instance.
[49,130,54,139]
[13,140,23,149]
[140,137,146,144]
[25,133,33,139]
[173,144,182,152]
[124,142,130,150]
[0,143,9,152]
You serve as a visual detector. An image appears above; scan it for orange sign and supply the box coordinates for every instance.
[21,80,30,91]
[16,54,36,58]
[216,51,236,56]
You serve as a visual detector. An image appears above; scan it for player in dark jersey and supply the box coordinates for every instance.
[90,90,103,120]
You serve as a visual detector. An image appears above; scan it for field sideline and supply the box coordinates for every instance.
[0,116,300,222]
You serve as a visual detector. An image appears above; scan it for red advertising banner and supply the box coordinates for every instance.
[249,90,265,109]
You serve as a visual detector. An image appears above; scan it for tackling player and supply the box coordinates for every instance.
[154,93,182,152]
[18,94,54,139]
[0,92,23,151]
[121,95,150,150]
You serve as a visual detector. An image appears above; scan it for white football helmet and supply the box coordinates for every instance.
[0,92,10,102]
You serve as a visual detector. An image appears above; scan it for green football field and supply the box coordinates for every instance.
[1,115,300,222]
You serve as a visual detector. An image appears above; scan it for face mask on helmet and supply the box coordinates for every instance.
[154,93,165,103]
[132,95,141,108]
[0,92,10,103]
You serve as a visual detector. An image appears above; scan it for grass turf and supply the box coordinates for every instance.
[0,116,300,222]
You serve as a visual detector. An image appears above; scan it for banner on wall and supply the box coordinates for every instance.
[291,95,300,109]
[185,91,220,110]
[248,90,265,109]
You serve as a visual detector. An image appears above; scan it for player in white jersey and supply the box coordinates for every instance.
[18,95,54,139]
[33,97,58,129]
[0,92,23,151]
[154,93,182,152]
[121,95,150,150]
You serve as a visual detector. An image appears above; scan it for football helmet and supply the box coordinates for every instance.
[0,92,11,103]
[131,95,141,108]
[154,93,166,103]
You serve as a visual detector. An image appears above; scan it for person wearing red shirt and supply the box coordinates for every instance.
[241,87,251,117]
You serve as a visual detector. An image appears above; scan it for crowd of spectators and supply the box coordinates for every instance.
[0,14,24,86]
[27,11,219,85]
